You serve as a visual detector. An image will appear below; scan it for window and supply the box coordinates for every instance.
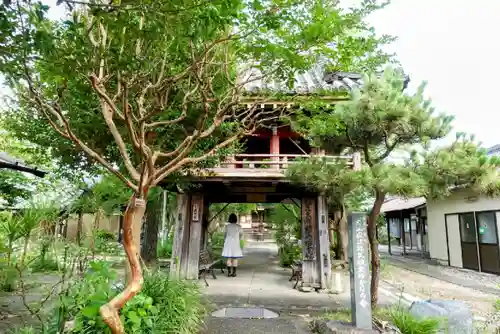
[459,213,477,243]
[475,211,498,244]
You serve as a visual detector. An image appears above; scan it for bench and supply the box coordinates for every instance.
[289,260,303,289]
[198,249,224,287]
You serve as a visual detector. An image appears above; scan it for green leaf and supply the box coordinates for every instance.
[127,310,141,325]
[81,306,99,318]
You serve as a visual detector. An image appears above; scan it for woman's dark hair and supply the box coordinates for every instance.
[228,213,237,224]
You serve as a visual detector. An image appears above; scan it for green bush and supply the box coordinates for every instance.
[46,261,208,334]
[95,229,116,242]
[141,271,209,333]
[390,308,443,334]
[0,263,17,292]
[157,234,173,258]
[93,229,122,255]
[279,243,301,267]
[30,257,59,272]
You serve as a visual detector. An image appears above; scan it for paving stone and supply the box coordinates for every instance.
[202,318,312,334]
[211,307,279,319]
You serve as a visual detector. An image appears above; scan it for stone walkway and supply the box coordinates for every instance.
[201,240,352,311]
[200,240,396,333]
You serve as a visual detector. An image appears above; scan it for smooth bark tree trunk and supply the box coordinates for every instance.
[367,190,385,309]
[100,196,147,334]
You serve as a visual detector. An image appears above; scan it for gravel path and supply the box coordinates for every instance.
[381,263,497,316]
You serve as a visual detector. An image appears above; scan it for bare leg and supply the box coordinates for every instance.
[226,258,233,277]
[230,259,238,277]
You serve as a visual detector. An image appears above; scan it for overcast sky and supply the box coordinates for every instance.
[13,0,500,149]
[368,0,500,148]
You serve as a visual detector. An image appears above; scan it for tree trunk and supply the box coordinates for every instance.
[141,199,160,264]
[328,218,335,252]
[100,196,146,334]
[77,211,83,274]
[367,190,385,309]
[336,204,348,261]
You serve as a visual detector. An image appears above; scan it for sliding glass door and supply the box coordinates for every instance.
[458,211,500,274]
[459,213,480,271]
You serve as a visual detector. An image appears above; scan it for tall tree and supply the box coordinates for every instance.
[1,0,397,331]
[287,158,369,260]
[287,69,500,308]
[288,69,451,307]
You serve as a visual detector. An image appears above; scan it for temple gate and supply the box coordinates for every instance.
[168,123,361,290]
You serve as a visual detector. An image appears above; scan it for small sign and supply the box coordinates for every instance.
[192,203,200,222]
[479,226,486,235]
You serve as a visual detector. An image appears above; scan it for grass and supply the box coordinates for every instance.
[317,306,443,334]
[390,307,443,334]
[141,270,211,333]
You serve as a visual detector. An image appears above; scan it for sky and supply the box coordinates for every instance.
[6,0,500,149]
[367,0,500,148]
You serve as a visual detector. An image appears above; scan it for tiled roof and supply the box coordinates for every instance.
[0,152,47,177]
[239,63,363,95]
[380,197,426,213]
[487,144,500,156]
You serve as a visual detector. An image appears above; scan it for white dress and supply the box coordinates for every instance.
[222,223,243,258]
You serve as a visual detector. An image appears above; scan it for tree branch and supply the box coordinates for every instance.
[90,74,141,181]
[27,90,138,192]
[152,132,242,185]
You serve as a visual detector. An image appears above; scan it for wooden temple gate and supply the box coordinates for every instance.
[168,125,360,290]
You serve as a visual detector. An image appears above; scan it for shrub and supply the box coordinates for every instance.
[390,307,442,334]
[47,261,208,334]
[0,263,17,292]
[141,271,209,333]
[157,234,173,258]
[95,229,116,242]
[30,257,59,272]
[279,243,301,267]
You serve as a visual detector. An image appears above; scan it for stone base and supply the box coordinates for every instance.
[312,320,379,334]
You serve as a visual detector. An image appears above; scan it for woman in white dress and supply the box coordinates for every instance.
[222,213,243,277]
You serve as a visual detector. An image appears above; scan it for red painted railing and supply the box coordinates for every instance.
[219,153,357,170]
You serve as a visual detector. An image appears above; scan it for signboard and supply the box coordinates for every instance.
[192,203,200,222]
[302,198,316,260]
[348,213,372,330]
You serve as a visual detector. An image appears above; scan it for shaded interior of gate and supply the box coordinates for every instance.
[169,179,333,290]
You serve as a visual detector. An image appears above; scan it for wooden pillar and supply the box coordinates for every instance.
[201,201,210,250]
[170,194,191,278]
[186,194,205,279]
[271,126,280,169]
[301,197,320,289]
[317,195,332,289]
[387,216,392,255]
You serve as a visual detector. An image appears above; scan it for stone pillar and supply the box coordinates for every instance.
[348,213,372,329]
[170,194,191,278]
[301,197,320,289]
[186,194,205,279]
[317,195,332,290]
